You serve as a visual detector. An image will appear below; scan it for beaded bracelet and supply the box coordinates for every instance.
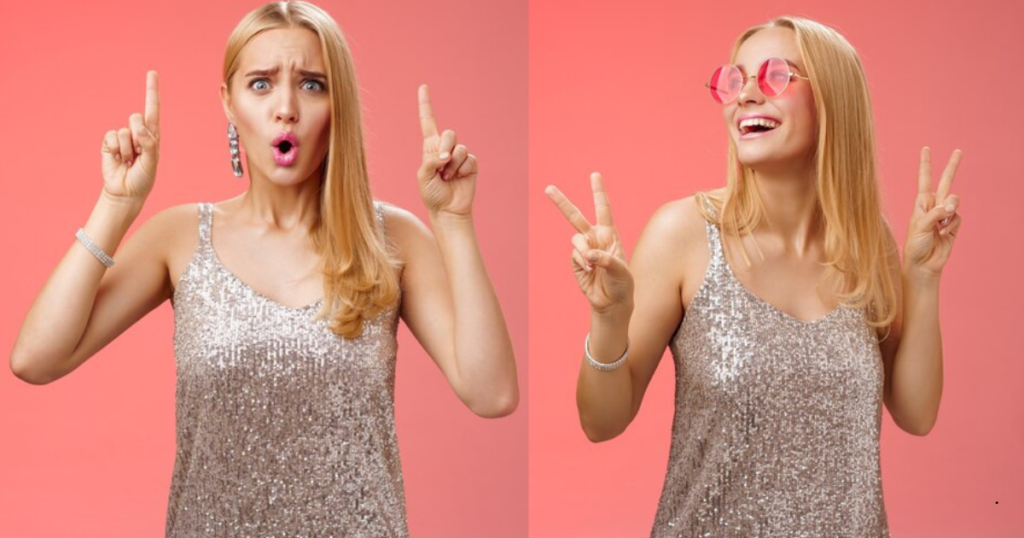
[76,228,115,268]
[585,333,629,372]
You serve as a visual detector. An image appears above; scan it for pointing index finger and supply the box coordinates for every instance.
[418,84,438,139]
[145,70,160,132]
[545,185,593,234]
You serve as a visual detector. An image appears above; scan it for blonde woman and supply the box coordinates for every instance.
[547,16,961,537]
[10,1,518,535]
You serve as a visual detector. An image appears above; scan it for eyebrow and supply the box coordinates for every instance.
[244,67,327,79]
[737,58,803,74]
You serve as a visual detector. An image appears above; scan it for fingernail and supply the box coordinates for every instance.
[945,204,955,213]
[439,151,450,160]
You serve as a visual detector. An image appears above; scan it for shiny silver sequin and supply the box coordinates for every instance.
[167,201,407,537]
[652,193,889,537]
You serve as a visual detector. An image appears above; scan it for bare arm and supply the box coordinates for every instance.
[882,147,963,435]
[10,197,178,384]
[399,84,518,418]
[547,174,696,442]
[10,70,165,384]
[390,206,518,418]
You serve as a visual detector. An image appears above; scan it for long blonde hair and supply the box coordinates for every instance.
[697,16,897,339]
[222,0,401,338]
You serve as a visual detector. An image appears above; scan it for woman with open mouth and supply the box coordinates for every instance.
[546,15,962,538]
[9,1,519,536]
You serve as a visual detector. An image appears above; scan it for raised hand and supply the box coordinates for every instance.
[416,84,477,217]
[546,172,634,314]
[904,146,963,279]
[101,70,161,204]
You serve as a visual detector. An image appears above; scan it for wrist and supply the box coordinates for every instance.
[428,209,474,226]
[902,264,941,289]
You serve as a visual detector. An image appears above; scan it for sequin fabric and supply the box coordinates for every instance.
[652,193,889,537]
[167,201,407,537]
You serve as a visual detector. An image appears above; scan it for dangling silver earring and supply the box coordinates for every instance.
[228,122,243,178]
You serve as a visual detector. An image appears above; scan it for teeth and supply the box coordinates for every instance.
[739,118,781,134]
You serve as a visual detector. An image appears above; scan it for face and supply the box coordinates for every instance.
[722,26,817,174]
[220,27,330,185]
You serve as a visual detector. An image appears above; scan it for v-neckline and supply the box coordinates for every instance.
[716,234,844,327]
[206,203,324,313]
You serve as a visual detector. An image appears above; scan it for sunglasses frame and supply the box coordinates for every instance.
[705,57,810,105]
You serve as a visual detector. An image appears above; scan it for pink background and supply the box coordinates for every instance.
[0,1,526,537]
[529,1,1022,537]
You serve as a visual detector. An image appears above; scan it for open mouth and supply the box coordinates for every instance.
[738,118,781,136]
[741,124,777,135]
[275,141,293,153]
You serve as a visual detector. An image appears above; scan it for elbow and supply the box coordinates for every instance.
[466,386,519,419]
[10,353,54,386]
[579,411,627,443]
[581,423,624,443]
[896,411,938,436]
[905,416,937,436]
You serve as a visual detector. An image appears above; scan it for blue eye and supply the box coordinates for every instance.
[248,78,326,92]
[302,80,326,92]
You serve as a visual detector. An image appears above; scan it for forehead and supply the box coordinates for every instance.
[733,26,804,73]
[239,27,325,71]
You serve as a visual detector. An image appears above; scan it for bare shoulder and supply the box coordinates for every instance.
[633,191,719,311]
[145,203,202,291]
[376,201,430,260]
[638,192,713,254]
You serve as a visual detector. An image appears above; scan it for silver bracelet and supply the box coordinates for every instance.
[585,333,629,371]
[76,228,115,268]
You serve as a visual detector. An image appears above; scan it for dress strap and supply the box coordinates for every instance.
[197,202,212,248]
[695,192,725,267]
[373,200,386,239]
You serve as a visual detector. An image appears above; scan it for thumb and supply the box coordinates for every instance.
[586,249,628,278]
[921,196,958,231]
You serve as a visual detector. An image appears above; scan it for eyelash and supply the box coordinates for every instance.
[248,78,326,92]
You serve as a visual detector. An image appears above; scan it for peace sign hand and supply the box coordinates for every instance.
[904,147,963,280]
[546,172,634,314]
[101,71,161,205]
[417,84,477,217]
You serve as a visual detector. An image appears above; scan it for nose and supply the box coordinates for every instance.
[274,86,299,123]
[737,74,764,106]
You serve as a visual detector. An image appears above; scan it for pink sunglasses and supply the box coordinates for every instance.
[706,57,810,104]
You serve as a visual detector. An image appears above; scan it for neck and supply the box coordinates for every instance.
[238,166,323,234]
[748,160,821,257]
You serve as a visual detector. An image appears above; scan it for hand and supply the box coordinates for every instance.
[904,146,963,280]
[101,71,161,205]
[416,84,477,217]
[546,172,634,314]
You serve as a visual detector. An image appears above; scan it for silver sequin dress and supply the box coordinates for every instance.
[652,192,889,537]
[167,201,407,537]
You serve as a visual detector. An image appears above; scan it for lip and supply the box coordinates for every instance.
[737,113,782,139]
[271,131,300,148]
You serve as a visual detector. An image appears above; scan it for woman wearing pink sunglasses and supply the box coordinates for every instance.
[547,15,961,537]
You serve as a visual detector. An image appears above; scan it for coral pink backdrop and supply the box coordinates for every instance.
[0,1,526,537]
[529,0,1021,537]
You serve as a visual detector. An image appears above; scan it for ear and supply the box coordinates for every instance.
[220,82,235,124]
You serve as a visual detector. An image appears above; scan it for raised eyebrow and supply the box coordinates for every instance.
[244,67,327,79]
